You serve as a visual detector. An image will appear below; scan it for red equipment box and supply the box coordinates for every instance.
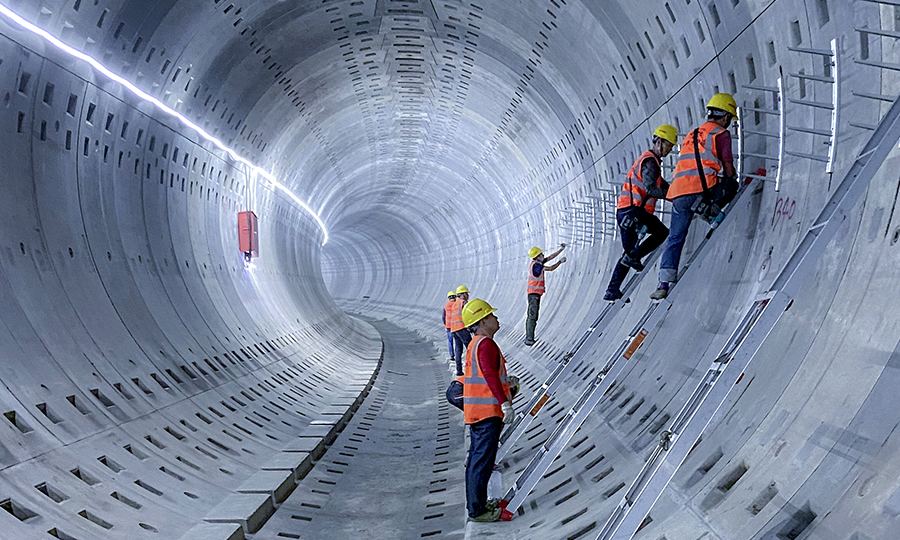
[238,211,259,259]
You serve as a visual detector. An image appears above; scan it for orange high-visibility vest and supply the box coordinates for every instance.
[449,298,467,332]
[668,121,726,200]
[617,150,663,215]
[463,335,511,424]
[527,260,545,295]
[443,300,456,330]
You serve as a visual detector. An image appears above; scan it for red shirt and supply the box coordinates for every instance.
[476,338,507,404]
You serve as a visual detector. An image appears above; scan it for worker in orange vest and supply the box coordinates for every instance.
[449,285,471,376]
[461,298,515,522]
[442,290,457,363]
[651,94,740,300]
[603,124,677,301]
[525,245,566,346]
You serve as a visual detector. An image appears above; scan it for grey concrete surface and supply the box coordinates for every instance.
[0,1,897,539]
[254,318,466,540]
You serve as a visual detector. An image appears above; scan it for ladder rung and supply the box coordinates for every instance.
[788,72,834,83]
[852,90,898,102]
[788,98,834,110]
[855,58,900,71]
[786,125,831,136]
[855,27,900,39]
[785,150,830,163]
[744,173,773,181]
[742,84,780,93]
[743,106,780,115]
[849,121,877,131]
[743,128,780,138]
[742,151,779,160]
[788,46,833,56]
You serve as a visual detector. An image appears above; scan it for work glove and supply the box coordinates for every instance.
[501,402,516,424]
[559,257,567,264]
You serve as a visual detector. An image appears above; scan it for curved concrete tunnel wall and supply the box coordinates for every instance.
[0,0,899,539]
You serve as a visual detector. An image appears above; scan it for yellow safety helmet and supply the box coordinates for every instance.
[707,93,737,117]
[447,291,456,299]
[528,246,543,259]
[462,298,497,328]
[456,285,469,294]
[653,124,678,145]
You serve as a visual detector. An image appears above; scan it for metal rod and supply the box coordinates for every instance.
[776,76,785,192]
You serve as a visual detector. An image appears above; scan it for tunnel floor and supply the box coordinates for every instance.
[254,318,467,539]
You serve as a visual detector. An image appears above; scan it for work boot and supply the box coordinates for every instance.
[524,338,535,346]
[650,282,669,300]
[471,507,502,522]
[603,288,623,301]
[621,254,644,271]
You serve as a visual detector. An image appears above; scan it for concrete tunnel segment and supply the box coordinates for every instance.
[0,1,897,539]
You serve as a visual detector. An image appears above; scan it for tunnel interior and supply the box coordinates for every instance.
[0,1,899,539]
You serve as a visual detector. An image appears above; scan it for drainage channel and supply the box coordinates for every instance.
[253,318,467,539]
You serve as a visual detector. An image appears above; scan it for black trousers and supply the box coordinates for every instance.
[606,207,669,293]
[525,293,541,341]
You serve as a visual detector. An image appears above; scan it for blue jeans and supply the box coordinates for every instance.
[452,329,471,376]
[446,328,454,358]
[466,417,503,517]
[659,194,702,283]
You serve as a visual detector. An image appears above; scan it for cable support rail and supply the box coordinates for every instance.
[854,59,900,71]
[854,26,900,39]
[788,72,834,83]
[785,125,832,137]
[785,150,830,163]
[741,106,780,115]
[852,91,897,102]
[742,128,780,138]
[495,246,664,462]
[787,46,834,56]
[741,151,780,161]
[742,84,780,93]
[787,98,834,110]
[498,179,755,520]
[594,89,900,540]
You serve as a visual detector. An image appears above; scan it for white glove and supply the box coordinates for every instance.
[501,402,516,424]
[559,257,567,263]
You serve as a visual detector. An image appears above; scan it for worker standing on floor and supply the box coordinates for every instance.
[442,290,457,363]
[449,285,471,376]
[525,245,566,346]
[603,124,677,301]
[651,93,740,300]
[461,298,515,522]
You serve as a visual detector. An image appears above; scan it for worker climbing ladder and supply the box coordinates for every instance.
[496,247,662,462]
[499,115,752,463]
[594,91,900,540]
[499,175,754,520]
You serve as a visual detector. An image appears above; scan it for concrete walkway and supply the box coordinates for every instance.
[255,318,467,539]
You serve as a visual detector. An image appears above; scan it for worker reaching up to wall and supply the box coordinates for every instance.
[651,93,740,300]
[442,290,457,364]
[461,298,515,522]
[449,285,471,376]
[603,124,677,301]
[525,244,566,346]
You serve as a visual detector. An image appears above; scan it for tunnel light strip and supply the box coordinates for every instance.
[0,3,329,245]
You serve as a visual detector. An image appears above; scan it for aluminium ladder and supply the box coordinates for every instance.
[499,115,750,463]
[594,90,900,540]
[499,177,754,520]
[496,247,662,462]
